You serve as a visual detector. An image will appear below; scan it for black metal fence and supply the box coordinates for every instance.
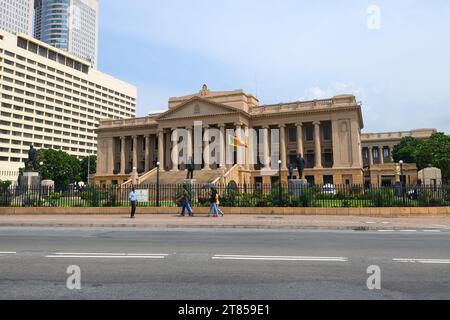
[1,183,449,208]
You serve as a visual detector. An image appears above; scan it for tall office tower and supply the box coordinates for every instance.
[34,0,99,68]
[0,30,137,181]
[0,0,34,35]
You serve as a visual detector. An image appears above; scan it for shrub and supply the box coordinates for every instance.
[0,180,12,207]
[45,192,61,207]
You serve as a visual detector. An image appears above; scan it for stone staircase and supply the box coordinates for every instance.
[139,170,222,185]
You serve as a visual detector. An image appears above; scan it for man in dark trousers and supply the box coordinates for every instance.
[129,187,137,219]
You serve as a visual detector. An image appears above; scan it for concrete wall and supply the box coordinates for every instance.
[0,207,449,217]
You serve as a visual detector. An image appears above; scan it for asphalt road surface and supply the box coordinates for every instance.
[0,227,449,300]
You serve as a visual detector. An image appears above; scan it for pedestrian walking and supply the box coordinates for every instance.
[129,187,137,219]
[216,191,224,217]
[178,185,193,217]
[209,187,219,217]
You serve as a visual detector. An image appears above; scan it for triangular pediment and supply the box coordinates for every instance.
[157,96,245,121]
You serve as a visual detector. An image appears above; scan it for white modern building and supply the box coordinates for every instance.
[34,0,99,68]
[0,30,136,181]
[0,0,34,36]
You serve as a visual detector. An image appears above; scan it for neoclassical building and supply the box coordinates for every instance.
[94,85,435,186]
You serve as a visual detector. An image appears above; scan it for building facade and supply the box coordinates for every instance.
[0,0,34,36]
[95,86,436,187]
[34,0,99,68]
[361,129,436,186]
[0,30,136,181]
[95,85,369,186]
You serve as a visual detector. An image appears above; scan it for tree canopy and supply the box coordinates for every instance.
[393,132,450,182]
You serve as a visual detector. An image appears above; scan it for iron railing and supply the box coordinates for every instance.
[0,183,449,208]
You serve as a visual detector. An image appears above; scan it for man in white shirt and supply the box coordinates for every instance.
[129,187,137,219]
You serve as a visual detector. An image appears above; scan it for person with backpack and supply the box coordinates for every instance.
[209,187,219,217]
[179,185,193,217]
[216,190,224,217]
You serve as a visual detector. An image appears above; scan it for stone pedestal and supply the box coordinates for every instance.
[20,172,41,190]
[41,180,55,196]
[289,179,309,197]
[182,179,197,185]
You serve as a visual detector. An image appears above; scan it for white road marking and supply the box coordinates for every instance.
[365,222,376,224]
[423,230,441,233]
[0,252,17,254]
[46,255,166,259]
[212,255,348,262]
[52,253,169,256]
[400,230,417,232]
[378,230,395,232]
[46,252,169,259]
[394,258,450,264]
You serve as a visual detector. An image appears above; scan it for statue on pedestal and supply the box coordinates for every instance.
[187,157,195,180]
[288,163,294,180]
[24,145,37,172]
[296,154,306,179]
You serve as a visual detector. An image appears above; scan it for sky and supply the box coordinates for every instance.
[98,0,450,133]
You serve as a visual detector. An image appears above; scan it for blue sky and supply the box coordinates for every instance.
[98,0,450,133]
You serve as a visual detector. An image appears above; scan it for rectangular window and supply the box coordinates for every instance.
[288,127,297,142]
[323,123,332,140]
[306,127,314,141]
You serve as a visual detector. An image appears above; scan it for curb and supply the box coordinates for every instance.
[0,223,442,232]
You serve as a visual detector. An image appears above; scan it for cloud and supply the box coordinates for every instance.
[302,82,366,101]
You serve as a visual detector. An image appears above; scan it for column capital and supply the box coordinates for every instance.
[296,122,303,127]
[234,122,242,128]
[312,121,321,126]
[218,123,226,129]
[279,124,286,128]
[120,136,126,141]
[261,125,270,130]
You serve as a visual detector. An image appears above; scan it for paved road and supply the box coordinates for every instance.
[0,227,449,300]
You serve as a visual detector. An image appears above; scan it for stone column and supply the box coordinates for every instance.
[235,123,244,168]
[244,125,250,170]
[120,136,126,175]
[389,146,394,163]
[379,146,384,164]
[279,124,287,170]
[313,121,322,169]
[157,130,165,171]
[296,122,304,156]
[186,126,193,164]
[171,128,179,172]
[132,135,138,173]
[219,124,226,169]
[144,135,151,172]
[203,125,211,170]
[262,126,270,170]
[369,146,374,166]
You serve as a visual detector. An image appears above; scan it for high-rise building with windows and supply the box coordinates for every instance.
[0,30,136,181]
[0,0,34,36]
[34,0,99,68]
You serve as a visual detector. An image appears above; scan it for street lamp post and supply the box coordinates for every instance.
[39,161,43,206]
[278,160,282,207]
[156,161,160,207]
[399,160,405,206]
[87,156,90,186]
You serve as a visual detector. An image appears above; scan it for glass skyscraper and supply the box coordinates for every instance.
[0,0,34,35]
[34,0,99,68]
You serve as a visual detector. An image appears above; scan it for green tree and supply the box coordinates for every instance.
[80,155,97,183]
[36,149,82,190]
[393,136,420,164]
[416,133,450,182]
[393,133,450,182]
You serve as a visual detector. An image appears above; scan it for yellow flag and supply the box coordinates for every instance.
[228,135,248,148]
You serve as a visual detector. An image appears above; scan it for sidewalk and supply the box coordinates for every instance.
[0,214,449,231]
